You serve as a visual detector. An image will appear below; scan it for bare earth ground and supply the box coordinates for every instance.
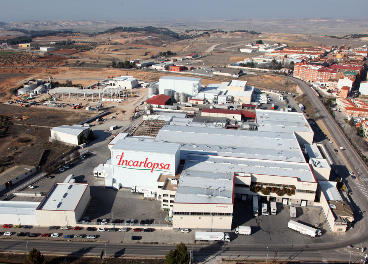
[0,104,94,171]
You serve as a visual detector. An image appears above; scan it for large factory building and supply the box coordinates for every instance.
[95,109,322,231]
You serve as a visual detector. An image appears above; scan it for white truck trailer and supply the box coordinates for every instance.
[271,201,277,215]
[262,203,269,216]
[235,226,251,235]
[288,220,322,238]
[253,195,259,217]
[195,232,230,242]
[290,206,297,218]
[131,186,156,197]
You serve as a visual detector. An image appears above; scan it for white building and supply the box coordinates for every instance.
[108,76,138,90]
[159,76,201,96]
[50,125,90,146]
[0,201,39,226]
[359,81,368,96]
[40,47,56,52]
[240,48,256,53]
[337,78,353,90]
[36,183,90,226]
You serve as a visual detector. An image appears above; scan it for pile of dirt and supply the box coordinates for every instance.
[295,93,316,119]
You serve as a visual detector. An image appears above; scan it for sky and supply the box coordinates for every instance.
[0,0,367,22]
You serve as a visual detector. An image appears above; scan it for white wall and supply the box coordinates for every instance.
[75,186,91,222]
[0,214,38,226]
[51,131,78,145]
[359,82,368,96]
[337,78,353,90]
[159,77,201,96]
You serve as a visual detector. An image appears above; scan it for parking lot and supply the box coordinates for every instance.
[261,92,301,112]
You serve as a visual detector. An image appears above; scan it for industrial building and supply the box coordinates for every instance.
[50,125,90,146]
[0,165,38,192]
[40,47,56,52]
[159,76,201,97]
[108,76,138,90]
[36,183,91,227]
[94,109,328,231]
[0,201,39,226]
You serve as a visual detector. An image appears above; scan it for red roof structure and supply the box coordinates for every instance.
[146,94,171,105]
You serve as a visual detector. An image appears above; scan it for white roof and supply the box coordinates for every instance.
[256,109,313,133]
[155,125,302,152]
[113,76,135,81]
[108,133,128,145]
[310,158,330,169]
[0,201,39,215]
[38,183,88,211]
[160,76,201,82]
[52,125,88,136]
[50,87,104,94]
[319,181,342,201]
[304,144,323,159]
[175,170,233,204]
[228,80,247,87]
[183,154,315,183]
[112,138,180,155]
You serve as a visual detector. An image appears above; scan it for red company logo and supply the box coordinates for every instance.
[116,152,170,173]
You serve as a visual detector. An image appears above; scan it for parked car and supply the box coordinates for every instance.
[119,227,128,232]
[144,228,155,232]
[73,226,81,230]
[28,233,37,237]
[87,227,96,231]
[140,220,145,225]
[126,219,131,224]
[2,224,12,228]
[133,228,142,232]
[29,185,35,189]
[41,233,50,237]
[17,232,26,237]
[108,228,116,232]
[181,229,191,233]
[101,219,109,225]
[48,226,59,230]
[23,225,32,229]
[51,233,60,237]
[59,168,65,172]
[64,165,70,169]
[60,226,70,230]
[4,232,12,236]
[97,228,106,232]
[14,225,21,228]
[131,236,142,240]
[114,219,120,223]
[74,234,84,238]
[87,235,96,239]
[64,235,74,239]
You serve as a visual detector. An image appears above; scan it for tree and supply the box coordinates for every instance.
[256,39,263,44]
[165,243,189,264]
[111,61,116,68]
[348,117,355,127]
[24,248,46,264]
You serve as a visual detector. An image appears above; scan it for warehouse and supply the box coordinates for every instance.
[108,76,138,90]
[0,201,39,225]
[36,183,90,226]
[0,165,38,192]
[159,76,201,96]
[50,125,90,146]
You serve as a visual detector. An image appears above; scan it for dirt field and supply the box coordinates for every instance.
[0,104,94,171]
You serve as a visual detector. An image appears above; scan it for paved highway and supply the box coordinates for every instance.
[0,239,365,263]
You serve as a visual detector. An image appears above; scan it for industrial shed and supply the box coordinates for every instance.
[0,165,38,192]
[0,201,39,225]
[36,183,90,227]
[50,125,90,146]
[146,94,172,106]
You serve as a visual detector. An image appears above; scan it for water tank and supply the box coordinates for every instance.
[147,87,155,98]
[164,89,172,97]
[180,93,187,103]
[174,92,180,102]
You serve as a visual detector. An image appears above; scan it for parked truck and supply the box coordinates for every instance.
[288,220,322,238]
[195,232,230,242]
[235,226,251,235]
[131,186,155,194]
[253,195,259,217]
[298,103,305,111]
[271,103,275,110]
[271,201,277,215]
[262,203,269,216]
[290,206,297,218]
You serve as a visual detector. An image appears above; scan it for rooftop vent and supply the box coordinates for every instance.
[68,185,73,189]
[57,202,62,208]
[63,193,68,198]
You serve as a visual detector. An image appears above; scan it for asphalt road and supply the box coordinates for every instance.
[0,239,365,263]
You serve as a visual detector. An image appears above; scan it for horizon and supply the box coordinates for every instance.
[0,0,367,23]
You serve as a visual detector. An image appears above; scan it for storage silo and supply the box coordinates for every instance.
[147,87,155,98]
[164,89,172,97]
[180,93,187,103]
[174,92,180,102]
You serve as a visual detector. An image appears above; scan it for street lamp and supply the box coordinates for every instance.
[26,242,28,251]
[266,247,269,264]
